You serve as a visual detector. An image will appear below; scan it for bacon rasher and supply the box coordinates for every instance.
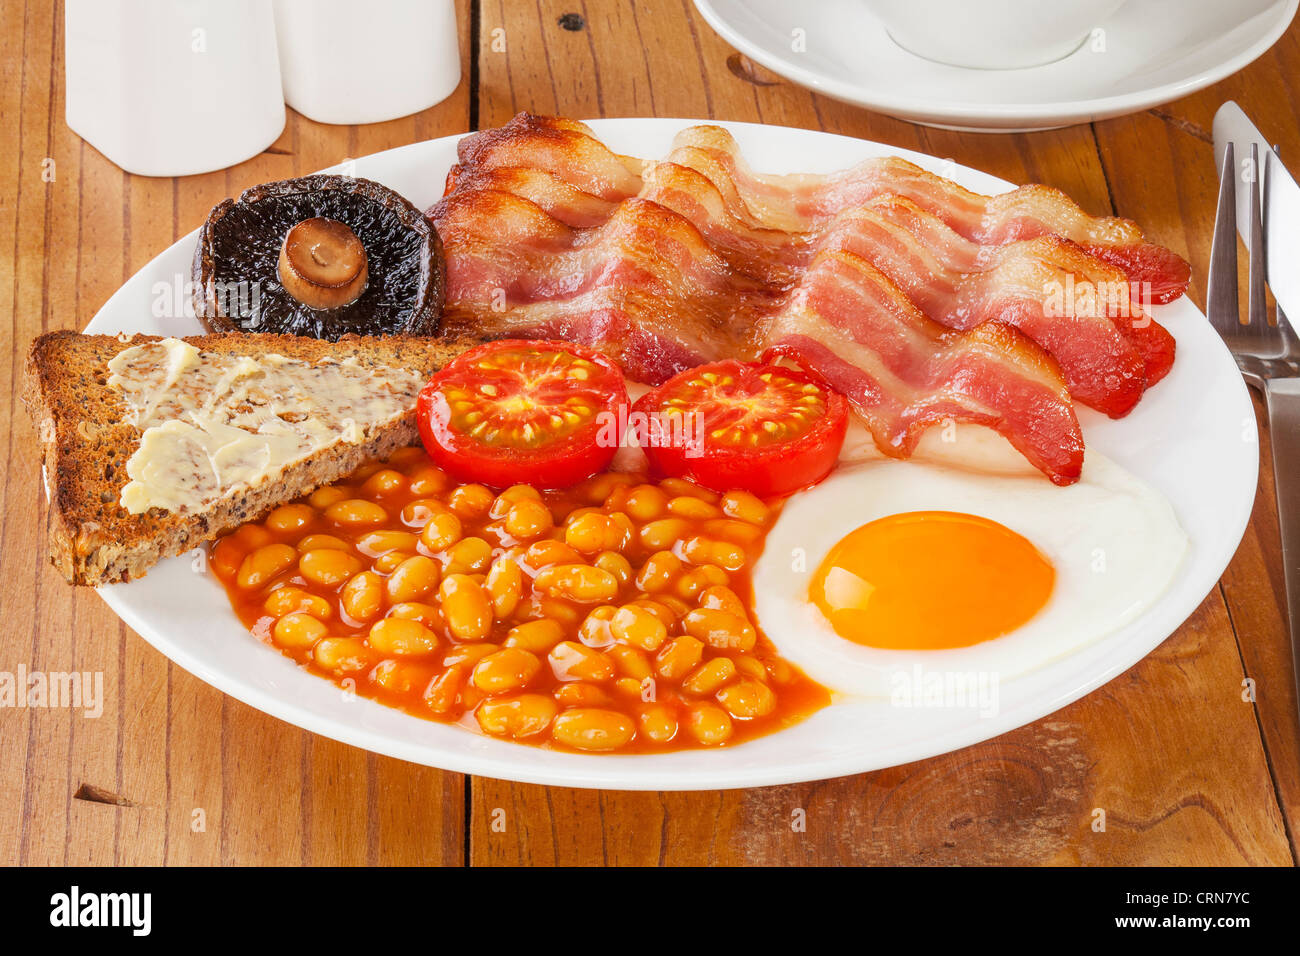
[429,113,1190,484]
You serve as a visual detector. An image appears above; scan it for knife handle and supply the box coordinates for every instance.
[1265,378,1300,722]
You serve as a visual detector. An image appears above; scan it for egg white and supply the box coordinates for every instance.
[751,441,1189,698]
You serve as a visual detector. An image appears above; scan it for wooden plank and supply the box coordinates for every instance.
[469,0,1294,866]
[1,0,473,866]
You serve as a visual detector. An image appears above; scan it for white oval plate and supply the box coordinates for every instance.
[693,0,1297,131]
[87,120,1256,790]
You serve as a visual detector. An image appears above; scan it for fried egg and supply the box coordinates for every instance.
[751,429,1188,697]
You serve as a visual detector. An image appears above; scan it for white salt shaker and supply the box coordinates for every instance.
[272,0,461,125]
[64,0,285,177]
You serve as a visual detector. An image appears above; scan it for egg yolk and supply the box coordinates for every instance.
[809,511,1054,650]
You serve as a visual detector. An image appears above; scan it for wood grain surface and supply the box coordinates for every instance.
[2,0,1296,866]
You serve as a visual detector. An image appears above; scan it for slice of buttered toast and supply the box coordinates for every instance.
[23,330,484,586]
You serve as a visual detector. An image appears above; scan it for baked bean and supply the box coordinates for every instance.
[681,536,746,572]
[447,483,495,519]
[441,642,496,667]
[408,466,451,496]
[554,682,611,707]
[210,537,246,579]
[489,484,541,519]
[369,617,439,656]
[309,486,350,510]
[264,587,332,620]
[236,543,297,590]
[624,484,669,522]
[439,574,493,642]
[594,551,633,586]
[361,469,407,498]
[578,606,616,647]
[273,612,327,649]
[504,498,554,540]
[485,555,523,618]
[505,619,565,652]
[341,571,385,622]
[717,678,776,718]
[655,636,705,680]
[683,607,757,651]
[580,472,636,506]
[735,655,768,681]
[299,548,362,587]
[524,539,584,570]
[635,550,682,593]
[702,518,764,547]
[667,496,721,519]
[400,498,447,528]
[534,564,619,603]
[606,644,653,681]
[356,530,419,557]
[325,498,388,527]
[387,602,441,627]
[674,564,728,601]
[373,550,413,574]
[639,517,691,550]
[475,694,557,738]
[350,461,383,481]
[657,478,718,503]
[371,659,436,695]
[685,702,734,744]
[564,512,628,553]
[655,594,692,620]
[548,641,616,682]
[419,510,463,552]
[296,533,349,553]
[424,665,466,714]
[698,585,747,618]
[385,445,428,468]
[472,647,541,694]
[766,657,794,684]
[442,536,493,575]
[719,490,770,525]
[639,703,679,743]
[386,555,441,603]
[265,503,316,534]
[682,657,738,696]
[313,637,373,672]
[610,605,668,651]
[625,598,677,630]
[551,709,635,751]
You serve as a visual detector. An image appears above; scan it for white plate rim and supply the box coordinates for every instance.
[692,0,1298,128]
[84,118,1259,790]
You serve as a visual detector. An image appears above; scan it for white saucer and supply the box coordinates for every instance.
[693,0,1296,131]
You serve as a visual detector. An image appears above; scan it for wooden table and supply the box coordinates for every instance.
[3,0,1297,866]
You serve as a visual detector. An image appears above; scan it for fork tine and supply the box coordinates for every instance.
[1207,142,1240,337]
[1247,143,1274,345]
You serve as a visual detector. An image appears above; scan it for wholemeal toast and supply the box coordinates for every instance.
[23,330,485,586]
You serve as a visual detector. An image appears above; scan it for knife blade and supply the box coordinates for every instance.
[1266,149,1300,324]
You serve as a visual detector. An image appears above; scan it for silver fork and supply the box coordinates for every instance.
[1207,140,1300,733]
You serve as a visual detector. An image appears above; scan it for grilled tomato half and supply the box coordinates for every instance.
[417,340,630,489]
[631,360,849,498]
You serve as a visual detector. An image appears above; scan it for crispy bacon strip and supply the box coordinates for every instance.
[761,249,1084,486]
[666,125,1192,304]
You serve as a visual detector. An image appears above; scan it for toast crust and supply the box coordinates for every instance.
[23,330,484,586]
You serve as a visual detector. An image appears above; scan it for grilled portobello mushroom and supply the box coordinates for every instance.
[193,174,445,339]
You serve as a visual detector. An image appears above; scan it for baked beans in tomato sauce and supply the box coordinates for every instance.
[211,445,830,753]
